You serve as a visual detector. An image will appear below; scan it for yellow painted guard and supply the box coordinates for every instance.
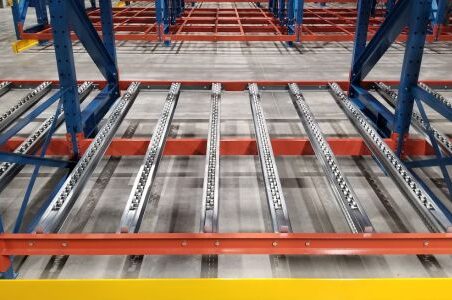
[116,1,126,7]
[1,278,452,300]
[11,39,39,54]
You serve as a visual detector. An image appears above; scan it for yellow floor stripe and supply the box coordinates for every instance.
[11,39,39,54]
[1,278,452,300]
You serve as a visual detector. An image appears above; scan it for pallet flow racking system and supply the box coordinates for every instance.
[10,0,452,45]
[1,0,452,298]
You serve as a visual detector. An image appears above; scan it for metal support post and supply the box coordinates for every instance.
[156,0,166,41]
[385,0,395,14]
[277,0,285,23]
[394,0,432,156]
[349,0,372,95]
[287,0,304,42]
[33,0,48,27]
[48,0,83,157]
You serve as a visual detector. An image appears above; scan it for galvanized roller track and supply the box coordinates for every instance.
[375,82,452,157]
[0,82,94,193]
[289,83,374,233]
[0,82,52,132]
[201,83,221,233]
[329,82,452,233]
[35,82,141,233]
[418,82,452,110]
[0,81,12,97]
[119,83,181,233]
[248,83,291,233]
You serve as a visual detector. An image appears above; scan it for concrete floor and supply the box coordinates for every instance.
[1,6,452,279]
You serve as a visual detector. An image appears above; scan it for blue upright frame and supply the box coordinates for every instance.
[268,0,304,41]
[1,0,119,279]
[349,0,452,201]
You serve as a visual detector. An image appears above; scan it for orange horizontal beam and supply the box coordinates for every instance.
[1,233,452,261]
[4,80,452,92]
[0,137,435,156]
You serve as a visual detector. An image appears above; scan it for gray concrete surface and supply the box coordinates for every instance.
[0,5,452,279]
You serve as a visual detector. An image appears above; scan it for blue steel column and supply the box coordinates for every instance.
[394,0,432,156]
[33,0,48,27]
[287,0,304,42]
[11,0,26,39]
[385,0,395,14]
[349,0,372,97]
[156,0,166,42]
[277,0,285,23]
[433,0,448,25]
[99,0,119,91]
[48,0,83,157]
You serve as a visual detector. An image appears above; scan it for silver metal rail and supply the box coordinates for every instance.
[329,82,452,233]
[248,83,291,233]
[119,83,181,233]
[35,82,141,233]
[289,83,374,233]
[0,82,52,132]
[201,83,221,233]
[0,81,12,97]
[375,82,452,156]
[0,82,94,193]
[418,82,452,110]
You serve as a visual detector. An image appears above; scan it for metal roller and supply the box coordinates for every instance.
[329,82,452,233]
[289,83,374,233]
[34,82,141,233]
[201,83,221,233]
[0,82,94,193]
[248,83,291,233]
[119,83,181,233]
[0,82,52,132]
[375,82,452,157]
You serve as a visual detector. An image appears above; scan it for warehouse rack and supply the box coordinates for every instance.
[10,0,452,47]
[1,0,452,298]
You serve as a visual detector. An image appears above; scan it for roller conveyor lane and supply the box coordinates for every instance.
[34,82,141,233]
[375,82,451,157]
[0,82,52,132]
[329,82,452,233]
[418,82,452,110]
[119,83,181,233]
[201,83,221,233]
[248,83,291,233]
[0,82,94,193]
[0,82,12,98]
[289,83,374,233]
